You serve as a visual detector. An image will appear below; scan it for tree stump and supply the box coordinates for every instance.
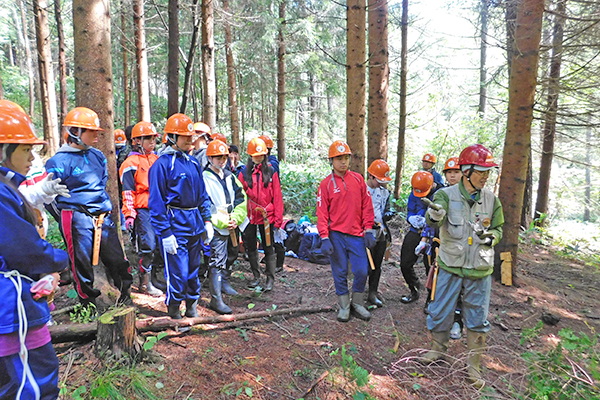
[94,306,141,359]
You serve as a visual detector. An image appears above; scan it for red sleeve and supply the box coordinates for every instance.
[316,179,331,238]
[360,178,375,233]
[271,172,284,228]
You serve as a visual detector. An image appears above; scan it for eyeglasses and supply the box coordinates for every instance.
[472,169,491,177]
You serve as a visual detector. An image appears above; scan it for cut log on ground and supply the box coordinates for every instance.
[95,306,141,359]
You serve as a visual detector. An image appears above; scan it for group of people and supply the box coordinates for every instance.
[0,96,503,398]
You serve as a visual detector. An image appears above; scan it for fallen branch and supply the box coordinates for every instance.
[300,370,329,399]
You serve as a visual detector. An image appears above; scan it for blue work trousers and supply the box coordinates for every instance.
[329,231,368,295]
[162,234,202,305]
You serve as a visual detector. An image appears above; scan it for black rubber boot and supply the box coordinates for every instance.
[209,268,233,314]
[167,301,182,320]
[118,286,133,305]
[367,267,383,308]
[185,299,199,318]
[247,250,261,288]
[401,284,420,304]
[275,243,285,273]
[221,268,239,296]
[151,265,167,292]
[264,253,276,292]
[140,272,163,297]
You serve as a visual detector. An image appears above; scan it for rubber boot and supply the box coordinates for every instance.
[117,286,133,305]
[221,269,239,296]
[275,243,285,273]
[247,250,261,288]
[466,330,486,389]
[185,299,199,318]
[264,253,276,292]
[350,292,371,321]
[367,267,383,308]
[140,272,163,297]
[151,265,167,292]
[421,331,450,364]
[167,301,182,320]
[337,294,351,322]
[209,268,233,314]
[400,283,420,304]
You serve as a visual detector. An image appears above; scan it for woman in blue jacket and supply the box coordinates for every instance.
[0,106,69,399]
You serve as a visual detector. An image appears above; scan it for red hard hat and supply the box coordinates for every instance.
[443,157,460,172]
[207,140,229,157]
[458,144,497,168]
[258,135,274,149]
[247,137,268,156]
[132,121,158,139]
[367,159,392,182]
[164,113,194,136]
[329,140,352,158]
[64,107,104,131]
[422,153,436,163]
[411,171,433,198]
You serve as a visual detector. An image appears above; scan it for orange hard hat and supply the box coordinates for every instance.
[367,159,392,182]
[206,140,229,157]
[164,113,194,136]
[63,107,104,131]
[411,171,434,198]
[132,121,158,139]
[258,135,274,149]
[247,137,268,157]
[210,132,227,143]
[114,129,126,145]
[162,132,168,144]
[193,122,211,135]
[422,153,436,163]
[0,109,46,145]
[329,140,352,158]
[0,100,26,114]
[443,157,460,172]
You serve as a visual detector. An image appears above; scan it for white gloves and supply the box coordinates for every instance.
[427,207,446,221]
[274,227,288,244]
[407,215,426,229]
[414,241,430,255]
[162,235,179,255]
[41,172,70,198]
[204,221,214,243]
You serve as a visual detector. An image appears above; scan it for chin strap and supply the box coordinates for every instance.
[68,128,90,150]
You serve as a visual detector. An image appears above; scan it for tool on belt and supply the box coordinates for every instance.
[34,209,45,239]
[92,213,106,266]
[366,248,376,270]
[425,238,441,301]
[255,206,271,247]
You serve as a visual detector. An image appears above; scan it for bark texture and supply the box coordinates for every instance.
[134,0,151,122]
[223,0,240,146]
[120,0,131,127]
[180,0,200,114]
[168,0,179,117]
[277,0,286,161]
[54,0,69,130]
[394,0,408,198]
[202,0,216,127]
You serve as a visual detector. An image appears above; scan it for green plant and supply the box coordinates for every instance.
[235,380,253,398]
[70,302,97,323]
[330,344,375,400]
[520,321,544,345]
[143,332,168,351]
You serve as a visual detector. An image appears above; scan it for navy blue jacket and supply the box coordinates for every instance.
[45,144,112,214]
[0,167,68,334]
[407,191,436,238]
[268,154,280,175]
[148,147,212,238]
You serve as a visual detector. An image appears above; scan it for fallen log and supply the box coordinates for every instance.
[50,305,335,343]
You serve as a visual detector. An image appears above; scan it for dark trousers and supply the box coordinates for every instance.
[134,208,163,273]
[243,224,275,257]
[400,230,431,290]
[60,210,133,301]
[368,238,387,292]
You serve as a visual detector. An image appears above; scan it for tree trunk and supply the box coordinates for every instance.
[180,0,200,115]
[367,0,388,166]
[496,0,544,269]
[309,72,318,142]
[133,0,151,122]
[33,0,60,155]
[120,0,131,127]
[520,149,533,229]
[95,306,141,359]
[478,0,489,116]
[505,0,517,75]
[202,0,216,127]
[17,0,36,116]
[277,0,286,161]
[223,0,240,146]
[73,0,120,229]
[394,0,408,199]
[346,0,367,175]
[54,0,68,130]
[583,123,591,222]
[167,0,179,117]
[534,0,566,226]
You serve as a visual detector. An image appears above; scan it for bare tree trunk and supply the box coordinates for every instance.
[33,0,60,155]
[73,0,120,229]
[367,0,389,165]
[346,0,366,175]
[520,149,533,229]
[496,0,544,268]
[505,0,517,75]
[168,0,179,117]
[17,0,36,116]
[583,123,591,222]
[277,0,286,161]
[223,0,240,146]
[133,0,151,122]
[478,0,488,116]
[239,73,246,145]
[120,0,131,127]
[534,0,566,226]
[180,0,200,115]
[394,0,408,199]
[54,0,68,129]
[202,0,216,127]
[309,72,317,142]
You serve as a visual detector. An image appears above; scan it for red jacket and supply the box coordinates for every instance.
[238,165,284,229]
[317,170,374,238]
[119,152,158,218]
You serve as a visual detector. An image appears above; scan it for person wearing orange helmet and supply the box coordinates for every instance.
[238,137,284,292]
[422,153,444,189]
[46,107,133,307]
[442,156,461,186]
[0,107,68,400]
[119,121,164,297]
[148,113,213,319]
[365,159,396,308]
[202,140,247,314]
[421,144,504,389]
[317,141,375,323]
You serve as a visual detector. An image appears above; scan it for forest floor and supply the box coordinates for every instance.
[52,223,600,400]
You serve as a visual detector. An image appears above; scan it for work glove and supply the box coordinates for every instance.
[476,232,494,246]
[30,274,59,300]
[383,210,396,222]
[321,238,334,256]
[414,241,430,256]
[427,206,446,222]
[204,221,214,243]
[364,231,376,249]
[407,215,426,229]
[41,172,70,198]
[274,227,288,244]
[125,217,135,230]
[162,235,179,255]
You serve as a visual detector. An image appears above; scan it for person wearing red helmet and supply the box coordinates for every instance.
[317,141,375,322]
[421,144,504,389]
[421,153,444,189]
[365,160,396,308]
[46,107,134,307]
